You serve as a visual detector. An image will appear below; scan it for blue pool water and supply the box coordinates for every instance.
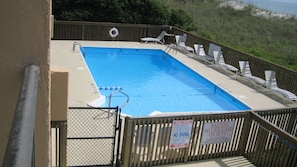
[83,47,250,116]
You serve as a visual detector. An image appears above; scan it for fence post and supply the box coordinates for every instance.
[60,122,67,167]
[81,24,84,40]
[286,109,296,134]
[121,117,133,167]
[238,112,252,155]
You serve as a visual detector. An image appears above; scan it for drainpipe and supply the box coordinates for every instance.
[3,65,40,167]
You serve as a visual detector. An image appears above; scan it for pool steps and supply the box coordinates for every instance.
[89,89,129,119]
[99,86,122,90]
[88,89,129,110]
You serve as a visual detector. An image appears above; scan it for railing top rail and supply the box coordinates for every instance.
[254,107,297,114]
[55,20,170,28]
[126,110,250,121]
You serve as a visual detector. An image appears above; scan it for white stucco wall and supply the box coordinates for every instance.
[0,0,50,166]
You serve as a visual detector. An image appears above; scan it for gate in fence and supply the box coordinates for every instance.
[67,107,121,167]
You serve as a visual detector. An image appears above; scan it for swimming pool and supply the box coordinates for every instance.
[83,47,250,116]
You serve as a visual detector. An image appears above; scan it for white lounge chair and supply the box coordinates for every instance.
[213,51,239,73]
[140,31,172,44]
[239,61,266,87]
[175,34,194,53]
[193,44,214,61]
[208,43,221,59]
[265,70,297,101]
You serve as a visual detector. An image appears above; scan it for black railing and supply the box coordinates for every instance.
[3,65,40,167]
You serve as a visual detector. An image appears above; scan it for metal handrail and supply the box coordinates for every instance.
[164,43,177,54]
[108,90,129,118]
[72,41,86,56]
[3,65,40,167]
[108,90,129,109]
[93,90,129,119]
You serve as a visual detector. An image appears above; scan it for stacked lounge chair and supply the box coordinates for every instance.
[175,34,194,53]
[265,70,297,101]
[207,43,221,60]
[239,61,266,87]
[213,50,239,73]
[193,44,214,62]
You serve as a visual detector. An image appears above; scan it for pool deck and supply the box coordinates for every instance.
[51,40,296,110]
[50,40,296,167]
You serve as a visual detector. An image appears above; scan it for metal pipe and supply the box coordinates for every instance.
[3,65,40,167]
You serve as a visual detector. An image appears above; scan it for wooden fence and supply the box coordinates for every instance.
[120,108,297,167]
[53,21,169,41]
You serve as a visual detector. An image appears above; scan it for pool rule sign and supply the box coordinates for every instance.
[201,120,235,145]
[169,120,193,149]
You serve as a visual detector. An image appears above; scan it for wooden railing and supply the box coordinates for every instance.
[120,109,297,167]
[256,108,297,136]
[245,111,297,167]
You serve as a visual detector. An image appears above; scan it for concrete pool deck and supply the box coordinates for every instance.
[50,40,296,167]
[50,40,296,110]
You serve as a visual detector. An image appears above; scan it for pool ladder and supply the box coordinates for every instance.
[72,41,86,56]
[108,89,129,110]
[93,89,129,119]
[164,43,177,54]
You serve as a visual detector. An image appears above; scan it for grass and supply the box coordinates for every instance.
[158,0,297,71]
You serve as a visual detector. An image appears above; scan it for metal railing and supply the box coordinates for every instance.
[3,65,40,167]
[108,90,129,108]
[72,41,86,56]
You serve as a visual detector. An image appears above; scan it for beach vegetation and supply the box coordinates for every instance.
[159,0,297,71]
